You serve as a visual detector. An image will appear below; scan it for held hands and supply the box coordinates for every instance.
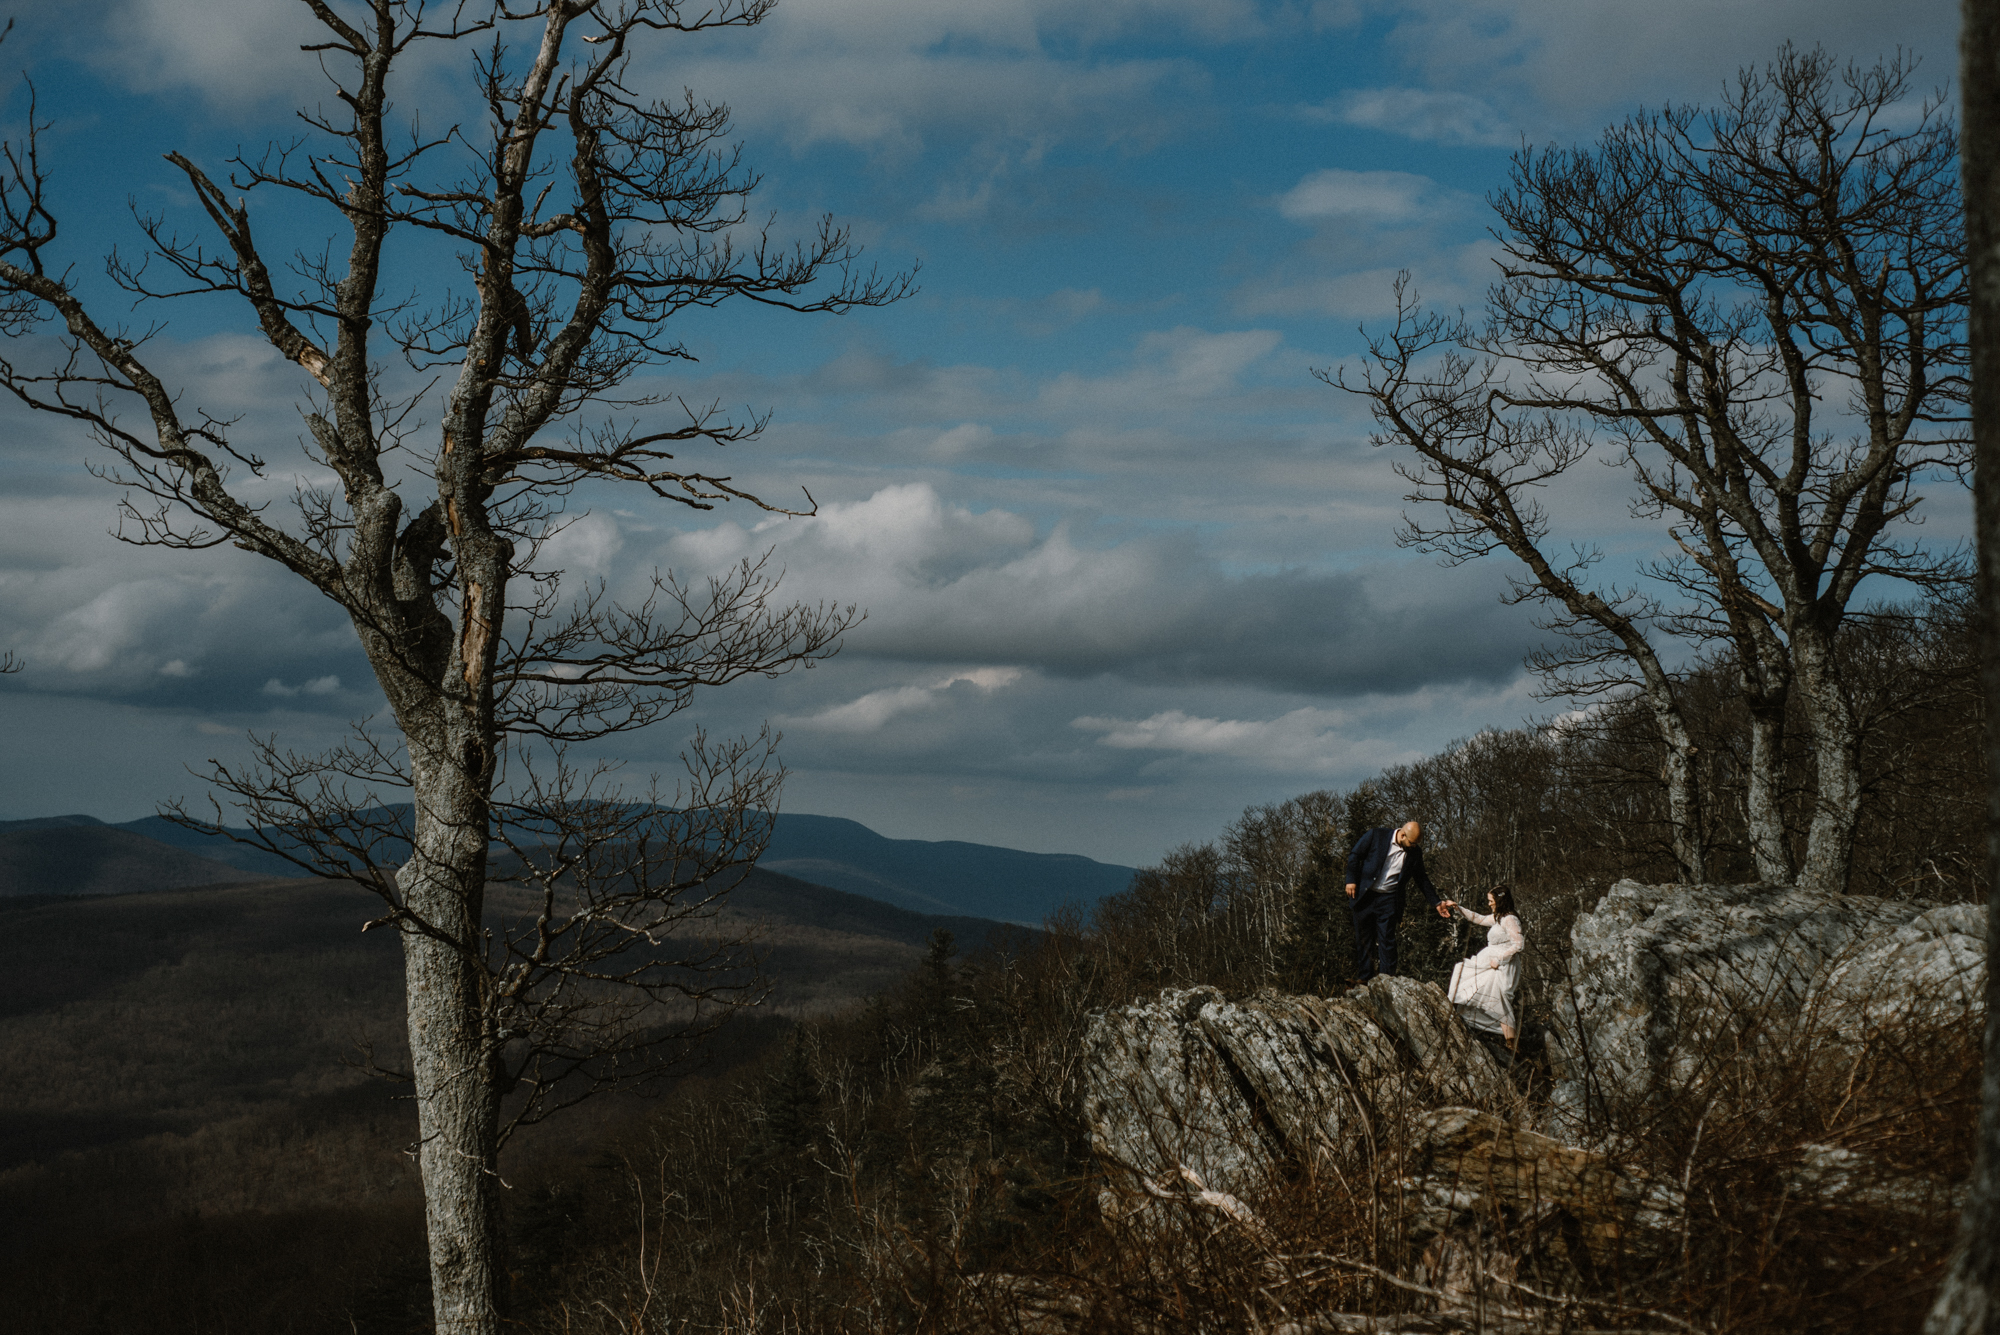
[1435,899,1455,919]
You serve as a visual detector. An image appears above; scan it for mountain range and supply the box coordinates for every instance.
[0,809,1136,924]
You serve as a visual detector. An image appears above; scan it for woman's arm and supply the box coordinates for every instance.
[1458,906,1495,926]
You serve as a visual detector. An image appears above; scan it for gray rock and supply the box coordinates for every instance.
[1785,1141,1968,1219]
[1816,902,1987,1031]
[1400,1107,1681,1270]
[1084,976,1507,1201]
[1552,879,1987,1138]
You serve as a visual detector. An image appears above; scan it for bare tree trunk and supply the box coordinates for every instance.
[401,731,502,1334]
[1714,561,1794,884]
[1792,627,1864,895]
[403,914,501,1334]
[1928,3,2000,1327]
[1743,696,1794,883]
[1634,667,1706,883]
[1655,723,1705,882]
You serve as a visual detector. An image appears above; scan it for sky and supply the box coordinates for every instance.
[0,0,1968,866]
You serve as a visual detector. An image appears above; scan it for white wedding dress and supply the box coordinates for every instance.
[1448,908,1524,1036]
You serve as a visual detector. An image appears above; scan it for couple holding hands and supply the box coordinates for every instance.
[1345,820,1525,1045]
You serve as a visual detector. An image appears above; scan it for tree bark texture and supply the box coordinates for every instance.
[1643,684,1706,884]
[1742,694,1794,884]
[1791,625,1866,895]
[400,735,501,1333]
[1928,4,2000,1328]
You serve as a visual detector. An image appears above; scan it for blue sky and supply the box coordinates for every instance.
[0,0,1967,865]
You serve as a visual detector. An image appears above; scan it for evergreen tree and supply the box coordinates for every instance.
[1278,820,1352,993]
[762,1028,824,1162]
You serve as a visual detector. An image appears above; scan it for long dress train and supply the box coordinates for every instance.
[1448,907,1524,1037]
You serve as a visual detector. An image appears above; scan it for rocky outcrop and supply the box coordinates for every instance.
[1084,976,1507,1201]
[1816,901,1987,1029]
[1401,1107,1680,1264]
[1399,1105,1682,1306]
[1551,880,1987,1137]
[1058,883,1983,1335]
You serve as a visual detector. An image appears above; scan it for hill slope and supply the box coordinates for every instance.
[0,865,1007,1179]
[0,867,1014,1328]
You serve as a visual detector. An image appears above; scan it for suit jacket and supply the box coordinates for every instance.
[1345,826,1445,909]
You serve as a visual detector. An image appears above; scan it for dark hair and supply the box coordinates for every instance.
[1490,885,1519,920]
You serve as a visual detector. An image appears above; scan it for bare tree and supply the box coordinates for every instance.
[1644,523,1797,882]
[1342,49,1969,896]
[1928,1,2000,1329]
[1485,47,1967,894]
[0,3,908,1332]
[1329,292,1712,882]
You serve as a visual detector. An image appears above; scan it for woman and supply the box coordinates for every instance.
[1449,886,1525,1046]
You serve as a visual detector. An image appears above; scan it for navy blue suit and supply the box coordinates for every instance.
[1344,826,1446,981]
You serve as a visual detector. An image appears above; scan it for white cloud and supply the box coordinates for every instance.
[788,665,1023,734]
[1067,676,1547,780]
[533,512,625,578]
[1307,88,1516,147]
[928,422,1001,459]
[1075,706,1351,768]
[795,684,938,733]
[260,675,340,699]
[1276,169,1459,227]
[1233,240,1503,320]
[649,482,1540,696]
[1373,0,1956,131]
[695,51,1204,161]
[946,667,1026,691]
[37,580,190,673]
[655,1,1239,179]
[1039,326,1285,418]
[87,0,324,105]
[0,490,364,707]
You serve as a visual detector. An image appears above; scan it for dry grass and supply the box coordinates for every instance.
[516,920,1978,1335]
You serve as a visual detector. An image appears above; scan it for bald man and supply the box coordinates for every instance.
[1344,820,1454,983]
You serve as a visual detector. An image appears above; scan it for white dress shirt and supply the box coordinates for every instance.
[1379,835,1405,891]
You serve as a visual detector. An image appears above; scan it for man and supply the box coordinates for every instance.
[1344,820,1454,982]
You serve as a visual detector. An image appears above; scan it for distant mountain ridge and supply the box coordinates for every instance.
[756,813,1133,924]
[0,811,1136,922]
[0,823,258,897]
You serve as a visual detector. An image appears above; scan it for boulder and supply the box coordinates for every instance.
[1401,1107,1680,1276]
[1816,902,1987,1030]
[1084,976,1507,1202]
[1551,880,1986,1138]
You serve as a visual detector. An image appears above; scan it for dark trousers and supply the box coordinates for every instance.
[1353,887,1405,981]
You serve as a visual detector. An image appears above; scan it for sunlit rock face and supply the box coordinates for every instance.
[1817,901,1987,1028]
[1082,975,1507,1202]
[1551,879,1987,1140]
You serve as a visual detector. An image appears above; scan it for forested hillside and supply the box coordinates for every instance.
[425,597,1980,1334]
[0,870,1020,1333]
